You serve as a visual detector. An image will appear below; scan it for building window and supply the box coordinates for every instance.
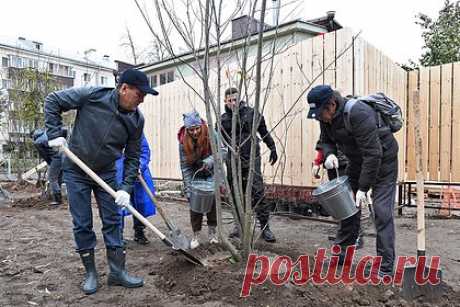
[48,63,54,73]
[2,57,8,67]
[101,76,107,85]
[167,71,174,83]
[10,56,23,68]
[2,79,11,89]
[159,73,166,85]
[83,73,91,82]
[150,75,158,88]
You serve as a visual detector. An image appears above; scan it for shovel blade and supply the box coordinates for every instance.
[169,229,191,251]
[161,236,204,266]
[401,265,444,300]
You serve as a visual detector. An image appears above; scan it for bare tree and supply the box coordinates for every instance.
[133,0,359,261]
[120,26,139,65]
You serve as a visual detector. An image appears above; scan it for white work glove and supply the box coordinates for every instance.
[48,137,67,150]
[114,190,131,207]
[355,190,370,208]
[324,154,339,170]
[312,164,321,179]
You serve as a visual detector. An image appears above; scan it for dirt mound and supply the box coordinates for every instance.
[2,180,42,193]
[153,244,459,307]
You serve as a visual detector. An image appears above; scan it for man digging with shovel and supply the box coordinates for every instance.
[44,69,158,295]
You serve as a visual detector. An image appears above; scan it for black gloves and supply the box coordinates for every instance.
[269,150,278,165]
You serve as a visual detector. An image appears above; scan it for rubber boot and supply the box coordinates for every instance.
[106,248,143,288]
[79,250,98,295]
[134,228,149,245]
[50,192,62,206]
[260,221,276,243]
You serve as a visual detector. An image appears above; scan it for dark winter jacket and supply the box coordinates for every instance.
[319,98,398,192]
[219,103,276,166]
[44,86,144,193]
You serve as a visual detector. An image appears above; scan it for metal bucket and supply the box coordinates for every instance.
[312,176,358,220]
[189,178,215,214]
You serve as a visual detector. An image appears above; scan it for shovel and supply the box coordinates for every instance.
[401,90,443,299]
[61,146,204,266]
[137,174,190,250]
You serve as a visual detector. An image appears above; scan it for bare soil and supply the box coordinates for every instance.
[1,190,460,307]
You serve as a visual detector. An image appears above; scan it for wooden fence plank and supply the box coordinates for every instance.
[419,67,430,177]
[323,31,336,88]
[297,39,312,186]
[336,28,354,96]
[440,64,453,180]
[429,66,441,180]
[452,62,460,181]
[406,71,418,180]
[353,37,365,96]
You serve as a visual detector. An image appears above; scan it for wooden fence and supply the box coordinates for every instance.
[140,27,458,186]
[406,64,460,182]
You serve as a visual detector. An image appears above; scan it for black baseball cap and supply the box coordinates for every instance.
[307,85,333,119]
[119,69,159,96]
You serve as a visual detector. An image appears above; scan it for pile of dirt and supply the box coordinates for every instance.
[154,245,460,307]
[2,180,42,194]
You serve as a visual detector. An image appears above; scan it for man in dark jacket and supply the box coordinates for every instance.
[219,87,278,242]
[307,85,398,277]
[31,128,67,205]
[44,69,158,295]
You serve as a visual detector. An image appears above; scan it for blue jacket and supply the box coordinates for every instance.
[116,134,156,217]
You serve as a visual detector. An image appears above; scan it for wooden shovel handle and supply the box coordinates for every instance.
[61,146,167,240]
[412,90,426,255]
[137,174,172,228]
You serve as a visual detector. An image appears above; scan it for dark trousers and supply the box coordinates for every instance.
[190,204,217,233]
[339,157,398,274]
[226,156,269,225]
[64,166,122,252]
[372,158,398,274]
[48,154,63,195]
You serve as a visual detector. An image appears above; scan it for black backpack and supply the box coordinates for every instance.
[343,93,403,133]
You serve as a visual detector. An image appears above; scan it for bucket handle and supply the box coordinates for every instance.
[191,167,211,183]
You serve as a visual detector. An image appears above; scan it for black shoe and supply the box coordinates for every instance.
[106,248,144,288]
[134,230,149,245]
[261,225,276,243]
[79,250,98,295]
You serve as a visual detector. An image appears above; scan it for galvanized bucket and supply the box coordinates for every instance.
[189,176,215,214]
[312,176,358,220]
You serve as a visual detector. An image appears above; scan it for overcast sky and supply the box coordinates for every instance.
[0,0,446,65]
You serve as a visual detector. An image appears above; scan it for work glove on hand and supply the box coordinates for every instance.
[324,154,339,170]
[269,150,278,165]
[48,137,67,151]
[355,190,370,208]
[114,190,131,207]
[312,164,321,179]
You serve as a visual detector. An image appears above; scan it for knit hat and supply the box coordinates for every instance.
[183,111,202,128]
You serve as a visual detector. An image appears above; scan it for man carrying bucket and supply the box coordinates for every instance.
[307,85,399,278]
